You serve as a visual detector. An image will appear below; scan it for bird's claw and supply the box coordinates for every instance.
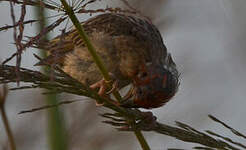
[90,78,119,96]
[106,80,119,94]
[90,79,109,96]
[95,100,105,107]
[90,73,119,97]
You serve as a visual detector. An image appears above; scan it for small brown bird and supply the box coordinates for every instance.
[38,13,179,109]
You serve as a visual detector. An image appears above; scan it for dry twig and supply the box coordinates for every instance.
[0,64,245,149]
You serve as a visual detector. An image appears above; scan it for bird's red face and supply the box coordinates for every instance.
[132,64,179,109]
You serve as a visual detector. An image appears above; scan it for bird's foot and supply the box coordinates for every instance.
[90,73,119,107]
[90,79,108,96]
[90,79,109,107]
[95,101,105,107]
[105,79,119,95]
[90,73,119,96]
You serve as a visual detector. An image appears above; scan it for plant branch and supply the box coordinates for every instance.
[1,1,244,149]
[1,65,246,149]
[34,1,68,149]
[0,85,16,150]
[58,1,150,149]
[1,0,59,11]
[59,0,123,102]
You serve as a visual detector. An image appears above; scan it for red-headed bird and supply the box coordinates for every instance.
[38,13,179,109]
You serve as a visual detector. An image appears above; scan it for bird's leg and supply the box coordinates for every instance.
[106,79,119,95]
[90,79,108,106]
[90,79,108,96]
[89,73,119,106]
[90,73,119,95]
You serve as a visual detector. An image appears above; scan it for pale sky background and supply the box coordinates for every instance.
[0,0,246,149]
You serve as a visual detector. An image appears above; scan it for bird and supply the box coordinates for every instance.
[37,13,179,109]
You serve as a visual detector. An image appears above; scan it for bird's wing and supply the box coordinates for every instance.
[36,13,167,69]
[35,30,75,66]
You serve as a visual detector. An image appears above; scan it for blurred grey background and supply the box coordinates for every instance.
[0,0,246,149]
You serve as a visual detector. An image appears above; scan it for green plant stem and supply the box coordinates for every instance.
[60,0,122,102]
[134,130,150,150]
[34,2,67,150]
[59,0,150,149]
[0,107,16,150]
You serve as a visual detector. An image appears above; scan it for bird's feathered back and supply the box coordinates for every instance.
[38,13,168,66]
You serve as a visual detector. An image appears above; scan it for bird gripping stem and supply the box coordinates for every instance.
[60,0,123,102]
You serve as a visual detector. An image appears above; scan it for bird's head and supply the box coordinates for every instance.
[132,63,179,109]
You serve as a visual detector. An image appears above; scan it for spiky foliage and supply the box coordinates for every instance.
[0,0,246,149]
